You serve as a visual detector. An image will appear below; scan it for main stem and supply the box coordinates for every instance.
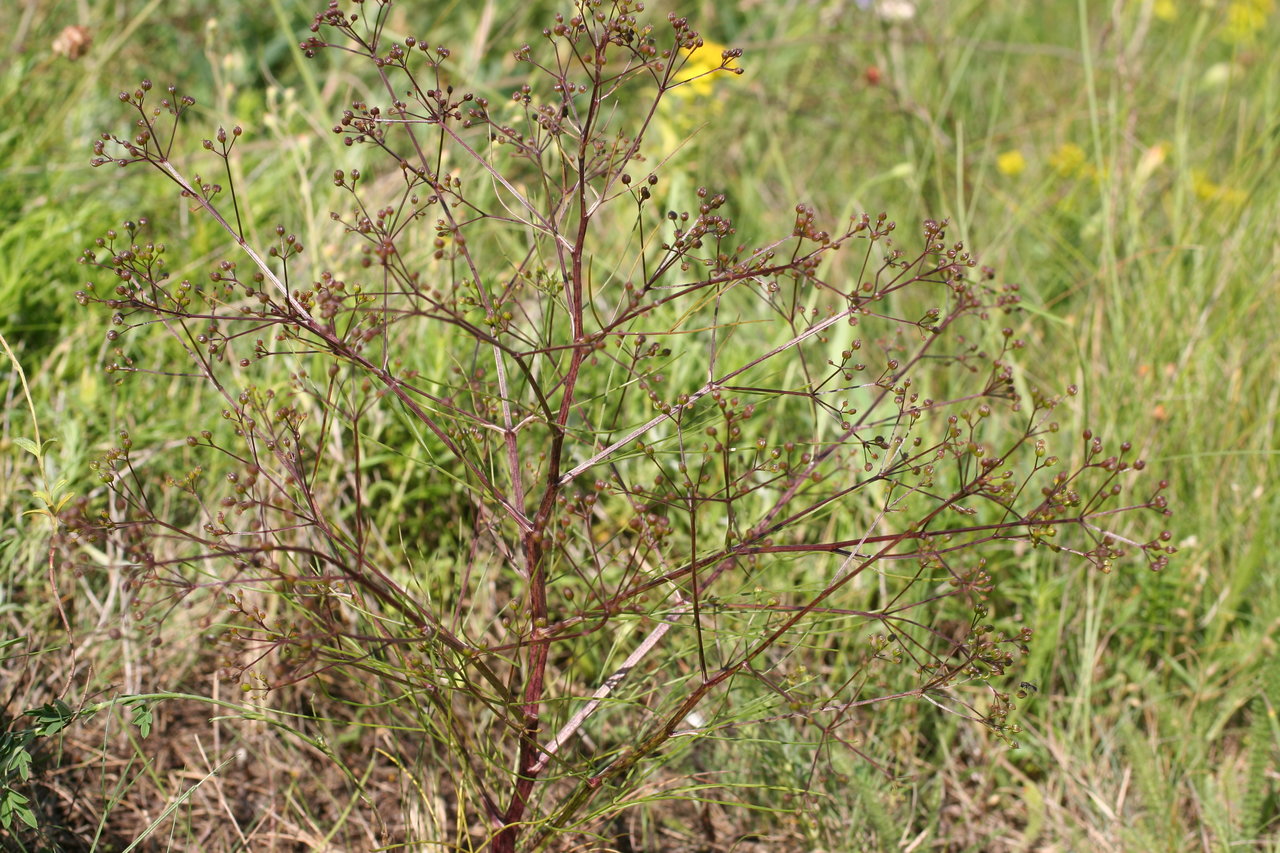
[491,39,605,848]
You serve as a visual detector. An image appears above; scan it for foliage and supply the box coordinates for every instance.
[63,1,1173,848]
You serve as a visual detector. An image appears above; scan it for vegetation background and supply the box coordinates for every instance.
[1,0,1277,849]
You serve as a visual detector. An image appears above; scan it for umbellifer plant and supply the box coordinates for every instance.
[76,0,1173,849]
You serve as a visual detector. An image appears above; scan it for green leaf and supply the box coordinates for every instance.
[24,699,75,737]
[1,729,36,782]
[12,436,41,457]
[0,786,37,830]
[6,746,33,782]
[129,702,154,739]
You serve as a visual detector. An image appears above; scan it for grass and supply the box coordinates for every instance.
[2,0,1278,850]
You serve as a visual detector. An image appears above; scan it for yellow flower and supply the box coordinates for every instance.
[670,40,738,99]
[1191,169,1247,205]
[1048,143,1089,178]
[1154,0,1177,21]
[996,150,1026,177]
[1222,0,1275,44]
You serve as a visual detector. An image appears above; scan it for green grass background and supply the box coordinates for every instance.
[2,0,1278,849]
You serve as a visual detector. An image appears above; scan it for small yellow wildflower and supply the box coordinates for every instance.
[996,150,1026,177]
[1191,169,1247,205]
[1222,0,1275,44]
[1048,143,1089,178]
[670,39,738,99]
[655,39,741,160]
[1153,0,1177,22]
